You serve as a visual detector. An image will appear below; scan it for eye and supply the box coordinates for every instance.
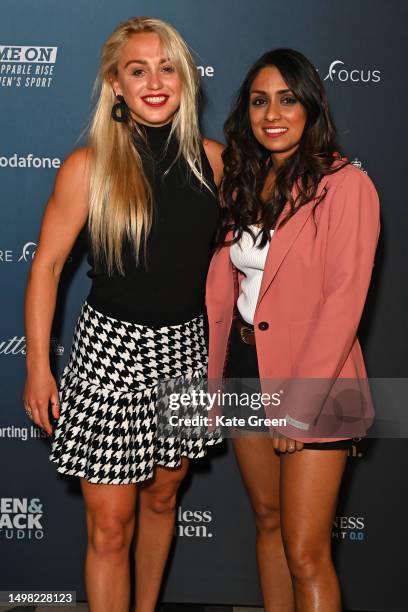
[281,95,297,105]
[161,64,176,73]
[251,97,268,106]
[132,68,145,77]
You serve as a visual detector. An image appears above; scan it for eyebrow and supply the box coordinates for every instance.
[250,88,292,95]
[124,58,171,69]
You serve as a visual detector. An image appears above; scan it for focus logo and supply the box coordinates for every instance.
[323,60,380,84]
[174,506,213,538]
[0,497,44,540]
[332,515,365,542]
[0,45,58,88]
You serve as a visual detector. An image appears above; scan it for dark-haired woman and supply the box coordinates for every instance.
[206,49,380,611]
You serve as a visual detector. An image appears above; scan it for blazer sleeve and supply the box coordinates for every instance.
[278,169,380,436]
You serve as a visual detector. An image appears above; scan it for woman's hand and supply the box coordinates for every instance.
[272,428,304,453]
[23,367,60,436]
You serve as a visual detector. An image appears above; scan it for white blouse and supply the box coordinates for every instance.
[230,225,274,325]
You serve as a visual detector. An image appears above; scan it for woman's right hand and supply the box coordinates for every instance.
[23,368,60,436]
[272,428,304,453]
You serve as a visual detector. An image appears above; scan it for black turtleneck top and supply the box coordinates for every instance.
[83,121,219,327]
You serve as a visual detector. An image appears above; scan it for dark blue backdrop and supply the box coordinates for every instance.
[1,1,407,610]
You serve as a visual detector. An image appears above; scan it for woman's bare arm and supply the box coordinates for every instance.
[203,138,224,187]
[23,147,91,433]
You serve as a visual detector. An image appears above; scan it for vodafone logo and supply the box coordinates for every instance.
[197,65,214,78]
[324,60,380,83]
[0,153,61,169]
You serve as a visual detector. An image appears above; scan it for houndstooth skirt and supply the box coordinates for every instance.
[49,300,222,484]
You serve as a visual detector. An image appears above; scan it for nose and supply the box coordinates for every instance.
[265,100,282,122]
[146,69,163,90]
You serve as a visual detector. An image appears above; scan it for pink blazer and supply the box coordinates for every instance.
[205,164,380,443]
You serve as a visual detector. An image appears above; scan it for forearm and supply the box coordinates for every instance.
[24,260,60,373]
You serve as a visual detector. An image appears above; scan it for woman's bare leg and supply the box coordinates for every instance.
[133,458,189,612]
[280,449,347,612]
[81,479,137,612]
[233,434,294,612]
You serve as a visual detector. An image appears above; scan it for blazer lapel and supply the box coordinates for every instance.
[216,200,318,312]
[256,198,316,310]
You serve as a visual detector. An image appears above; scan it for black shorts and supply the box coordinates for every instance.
[224,315,354,450]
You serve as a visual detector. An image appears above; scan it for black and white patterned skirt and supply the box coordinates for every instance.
[49,300,222,484]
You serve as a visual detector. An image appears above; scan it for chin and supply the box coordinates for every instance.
[135,107,177,126]
[261,140,297,155]
[260,141,286,153]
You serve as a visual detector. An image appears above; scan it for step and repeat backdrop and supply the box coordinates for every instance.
[1,1,407,610]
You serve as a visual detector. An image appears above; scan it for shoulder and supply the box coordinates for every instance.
[202,138,224,187]
[54,147,91,195]
[324,162,378,198]
[59,146,91,176]
[321,162,380,226]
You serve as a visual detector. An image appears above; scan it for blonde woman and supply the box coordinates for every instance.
[23,17,223,612]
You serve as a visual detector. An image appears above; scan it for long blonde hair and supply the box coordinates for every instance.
[88,16,209,276]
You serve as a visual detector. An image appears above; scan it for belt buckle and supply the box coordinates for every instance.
[240,324,254,345]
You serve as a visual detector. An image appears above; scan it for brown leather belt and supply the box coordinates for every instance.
[235,316,256,345]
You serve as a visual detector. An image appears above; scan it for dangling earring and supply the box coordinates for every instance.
[111,94,129,123]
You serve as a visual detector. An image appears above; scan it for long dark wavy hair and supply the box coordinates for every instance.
[218,48,349,248]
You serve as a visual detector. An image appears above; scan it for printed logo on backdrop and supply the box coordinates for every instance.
[332,514,365,542]
[174,506,214,538]
[0,425,49,442]
[18,241,38,262]
[0,498,45,540]
[348,439,363,459]
[0,153,61,169]
[0,242,72,264]
[350,158,368,174]
[323,60,380,83]
[0,45,58,88]
[0,335,64,356]
[197,65,215,78]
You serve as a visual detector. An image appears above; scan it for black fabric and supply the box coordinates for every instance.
[83,120,219,326]
[225,318,354,449]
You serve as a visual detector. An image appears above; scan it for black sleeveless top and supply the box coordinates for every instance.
[83,121,219,327]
